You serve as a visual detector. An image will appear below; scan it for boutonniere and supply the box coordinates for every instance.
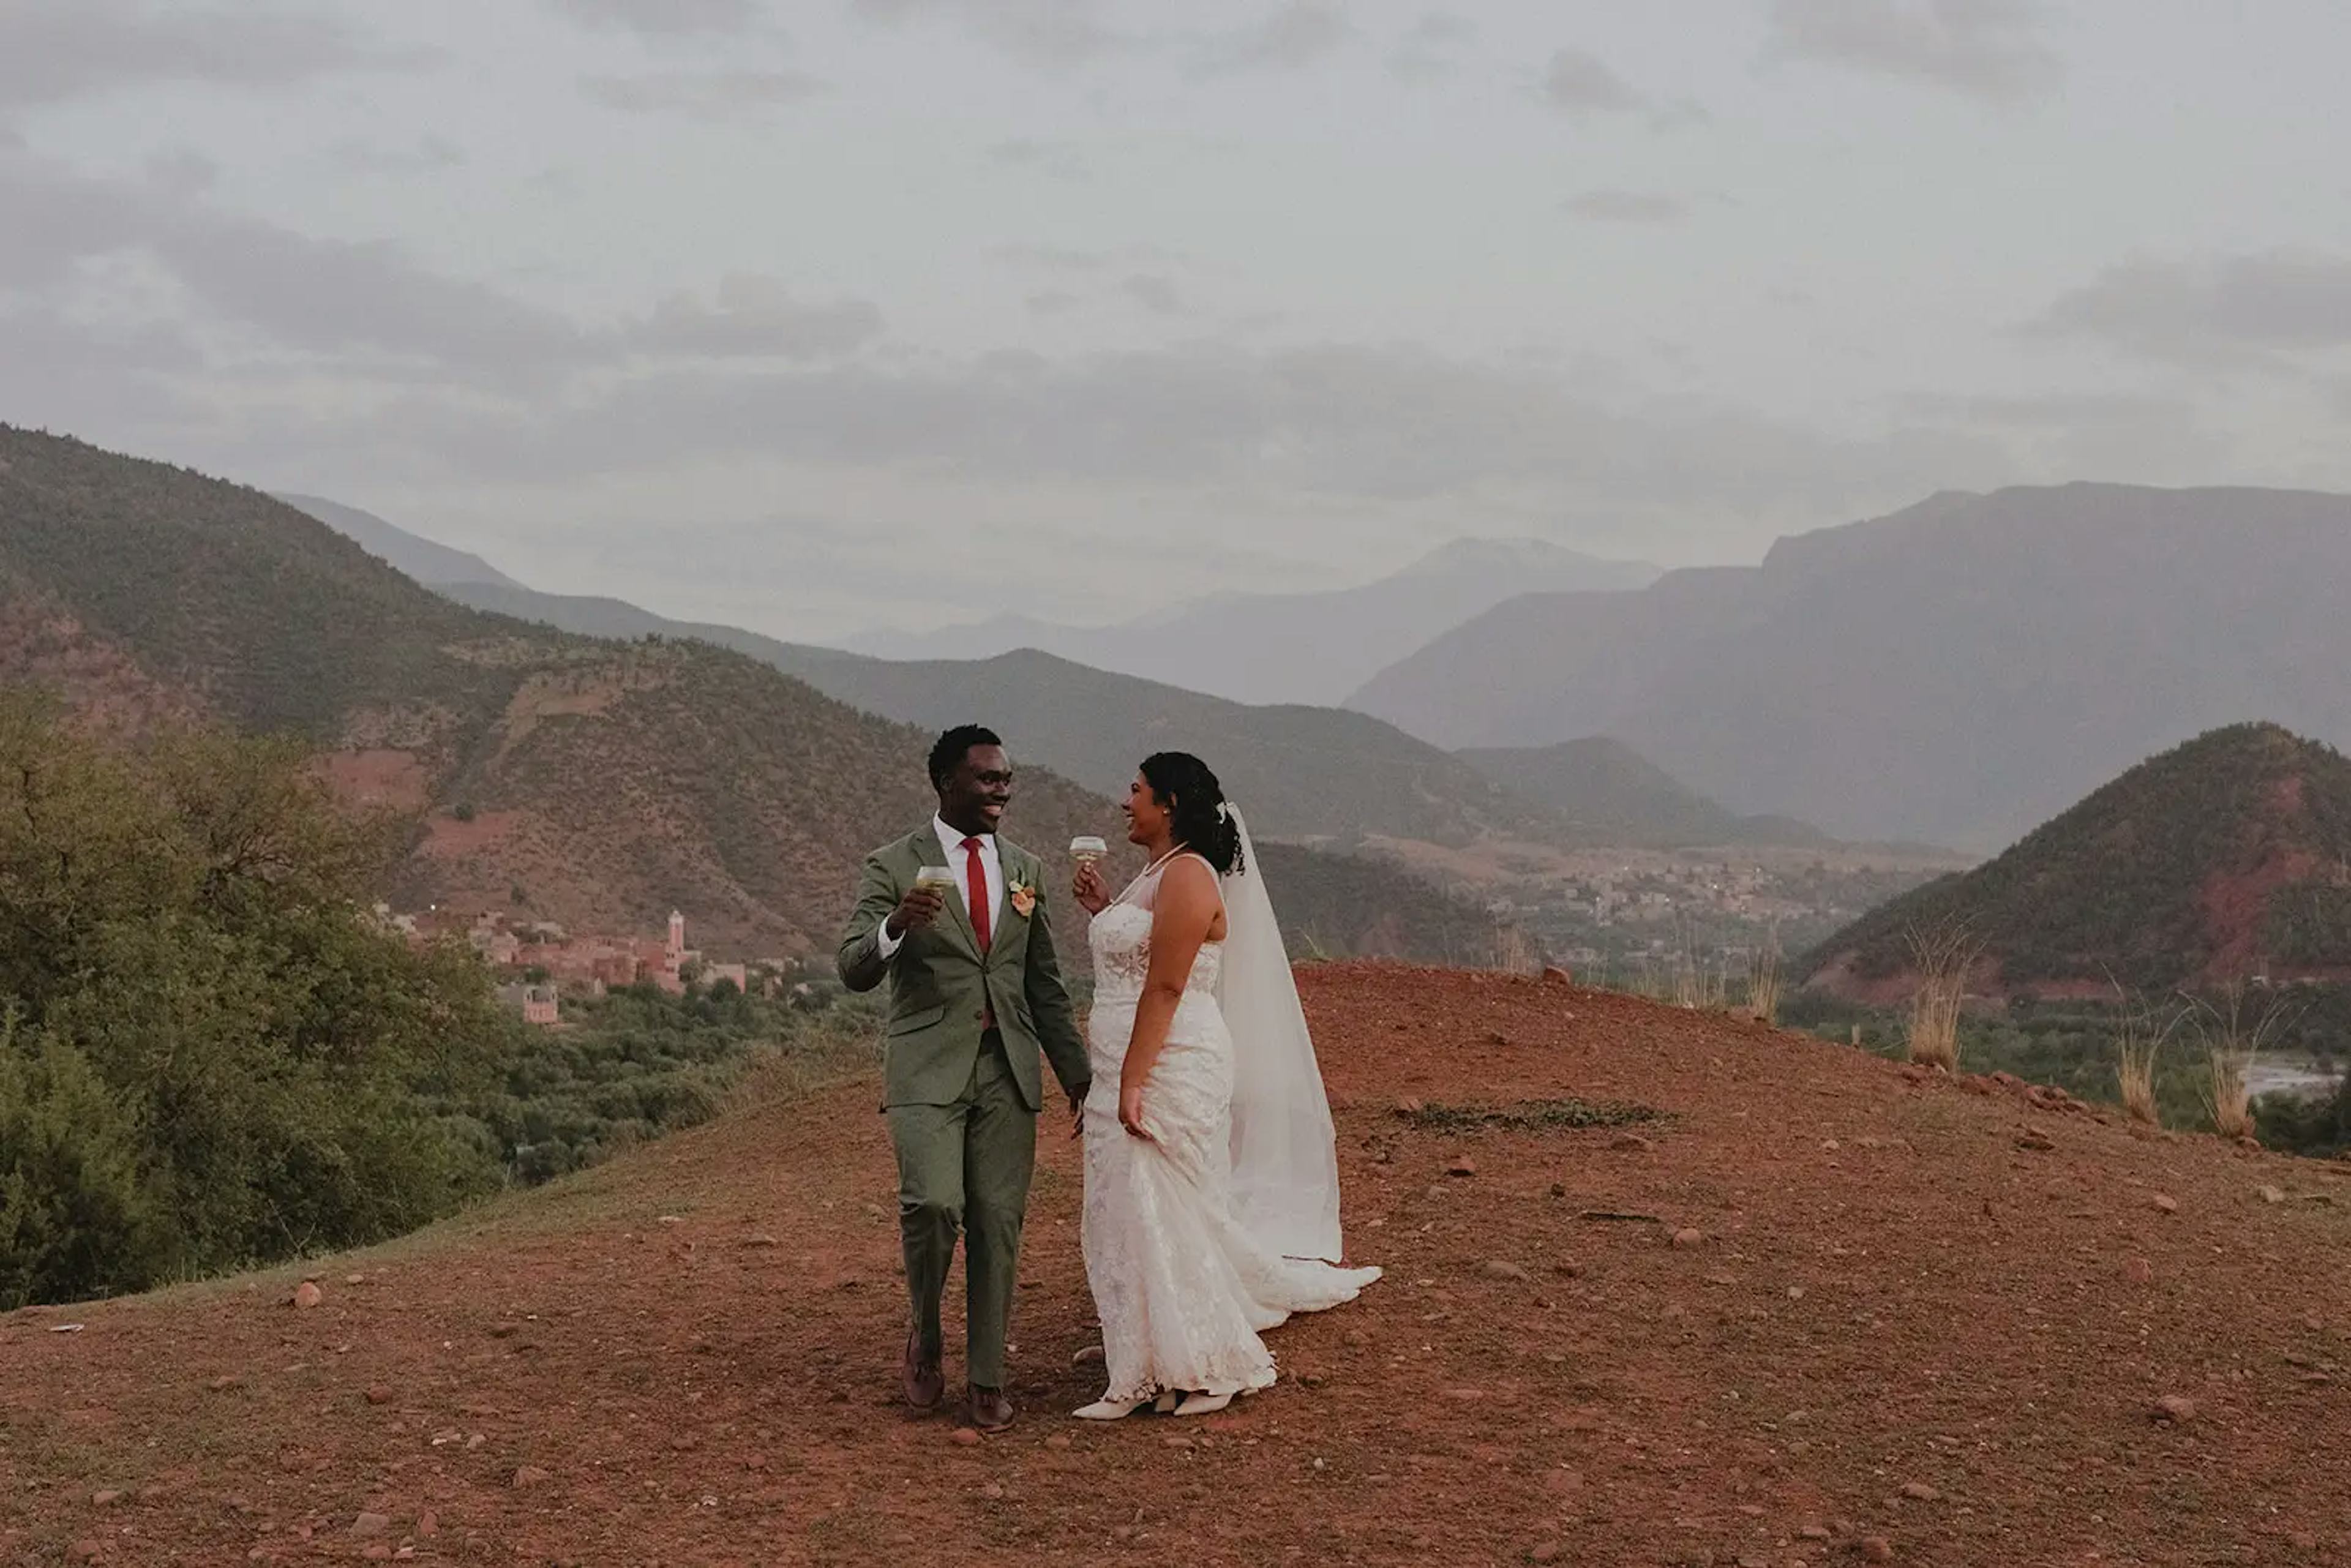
[1008,880,1037,918]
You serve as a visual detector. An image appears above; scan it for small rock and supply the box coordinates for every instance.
[1395,1097,1424,1116]
[1530,1544,1565,1564]
[741,1233,781,1248]
[2122,1256,2153,1285]
[1671,1228,1704,1248]
[1446,1155,1477,1177]
[352,1513,391,1538]
[1540,966,1572,985]
[1860,1538,1894,1563]
[1044,1435,1071,1451]
[2151,1394,2197,1425]
[2259,1185,2286,1204]
[362,1548,391,1562]
[2289,1530,2319,1550]
[1482,1029,1510,1046]
[417,1510,438,1539]
[2151,1193,2178,1214]
[344,1273,364,1285]
[91,1490,123,1507]
[511,1465,553,1488]
[1163,1435,1194,1450]
[291,1281,324,1310]
[1071,1345,1104,1367]
[1610,1133,1654,1153]
[1482,1260,1530,1281]
[950,1428,980,1447]
[1899,1481,1940,1501]
[68,1542,103,1563]
[365,1386,392,1406]
[1343,1329,1370,1348]
[208,1375,240,1393]
[2014,1130,2055,1152]
[981,1483,1005,1501]
[1797,1526,1831,1541]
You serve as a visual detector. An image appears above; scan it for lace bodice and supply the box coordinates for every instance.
[1087,857,1223,1007]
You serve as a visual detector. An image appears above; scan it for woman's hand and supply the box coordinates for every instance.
[1073,860,1112,916]
[1118,1079,1152,1141]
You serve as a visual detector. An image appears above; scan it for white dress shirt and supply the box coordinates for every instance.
[874,816,1003,959]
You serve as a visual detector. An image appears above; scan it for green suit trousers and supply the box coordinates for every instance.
[886,1030,1035,1389]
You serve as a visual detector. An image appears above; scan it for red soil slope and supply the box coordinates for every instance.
[4,966,2347,1566]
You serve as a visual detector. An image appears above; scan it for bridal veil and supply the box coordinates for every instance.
[1214,808,1346,1264]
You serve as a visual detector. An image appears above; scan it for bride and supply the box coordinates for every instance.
[1068,751,1380,1419]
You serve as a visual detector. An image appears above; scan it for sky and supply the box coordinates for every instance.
[4,0,2349,641]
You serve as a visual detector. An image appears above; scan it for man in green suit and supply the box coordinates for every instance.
[838,725,1090,1432]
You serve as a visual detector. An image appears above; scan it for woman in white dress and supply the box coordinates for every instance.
[1068,751,1380,1419]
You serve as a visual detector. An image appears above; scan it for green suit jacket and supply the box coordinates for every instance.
[837,827,1091,1112]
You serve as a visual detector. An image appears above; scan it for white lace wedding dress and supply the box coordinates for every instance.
[1081,850,1381,1408]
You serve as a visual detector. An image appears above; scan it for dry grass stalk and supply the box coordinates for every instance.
[1903,920,1981,1071]
[1745,926,1784,1025]
[2186,980,2297,1141]
[2107,979,2183,1126]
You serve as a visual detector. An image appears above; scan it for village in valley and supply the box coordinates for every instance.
[372,903,778,1026]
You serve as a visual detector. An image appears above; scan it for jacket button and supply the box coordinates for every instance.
[974,1010,986,1021]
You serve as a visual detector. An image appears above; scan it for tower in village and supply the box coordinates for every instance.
[667,910,686,964]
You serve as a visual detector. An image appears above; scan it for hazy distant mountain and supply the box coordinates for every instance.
[841,537,1660,707]
[762,647,1565,846]
[1351,484,2351,849]
[434,581,864,677]
[276,493,522,590]
[7,430,1509,966]
[1457,737,1832,849]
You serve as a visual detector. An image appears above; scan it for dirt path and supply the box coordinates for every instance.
[5,965,2347,1566]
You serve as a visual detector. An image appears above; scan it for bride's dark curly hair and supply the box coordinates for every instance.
[1140,751,1245,876]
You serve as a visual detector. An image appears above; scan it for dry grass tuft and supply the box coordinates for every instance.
[1744,927,1784,1025]
[2185,980,2297,1141]
[1903,920,1982,1071]
[2107,978,2184,1126]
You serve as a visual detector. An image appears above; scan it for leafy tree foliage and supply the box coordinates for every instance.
[0,696,512,1308]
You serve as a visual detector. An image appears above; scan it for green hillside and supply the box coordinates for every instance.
[1798,723,2351,994]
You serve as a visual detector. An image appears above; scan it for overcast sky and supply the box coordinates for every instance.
[5,1,2349,639]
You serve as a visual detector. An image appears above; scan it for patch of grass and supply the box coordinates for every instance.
[1395,1098,1666,1132]
[1904,919,1981,1071]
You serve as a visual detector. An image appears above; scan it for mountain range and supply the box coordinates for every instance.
[1351,484,2351,849]
[840,537,1660,707]
[410,574,1821,852]
[1,427,1513,965]
[272,493,524,591]
[1798,723,2351,998]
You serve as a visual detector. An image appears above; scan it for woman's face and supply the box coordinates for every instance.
[1123,771,1170,846]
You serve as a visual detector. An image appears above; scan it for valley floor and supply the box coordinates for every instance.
[4,967,2347,1566]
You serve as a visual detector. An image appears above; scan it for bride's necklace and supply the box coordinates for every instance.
[1111,842,1192,910]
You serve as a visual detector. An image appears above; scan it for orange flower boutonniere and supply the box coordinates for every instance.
[1008,881,1038,919]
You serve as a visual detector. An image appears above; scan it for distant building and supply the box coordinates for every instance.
[497,981,561,1027]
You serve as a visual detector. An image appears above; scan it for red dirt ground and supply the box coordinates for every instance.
[5,965,2348,1567]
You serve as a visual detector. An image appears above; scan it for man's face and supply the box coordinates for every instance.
[939,743,1013,836]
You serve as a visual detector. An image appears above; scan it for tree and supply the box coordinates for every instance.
[0,694,517,1308]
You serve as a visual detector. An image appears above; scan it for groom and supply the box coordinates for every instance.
[837,725,1090,1431]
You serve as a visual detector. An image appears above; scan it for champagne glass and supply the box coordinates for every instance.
[913,865,959,897]
[1069,835,1108,867]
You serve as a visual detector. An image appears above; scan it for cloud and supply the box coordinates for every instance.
[1188,2,1352,77]
[1564,189,1687,225]
[1763,0,2062,103]
[628,276,885,359]
[1539,47,1644,118]
[988,138,1091,181]
[1025,290,1084,317]
[2032,250,2351,367]
[1389,12,1476,83]
[0,0,433,119]
[849,0,1124,69]
[0,152,587,380]
[329,136,467,176]
[1120,275,1185,316]
[1535,46,1704,129]
[548,0,767,36]
[582,69,827,117]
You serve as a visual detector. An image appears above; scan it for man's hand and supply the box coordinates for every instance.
[884,884,946,940]
[1067,1086,1087,1141]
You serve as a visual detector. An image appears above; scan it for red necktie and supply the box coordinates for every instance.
[962,836,992,955]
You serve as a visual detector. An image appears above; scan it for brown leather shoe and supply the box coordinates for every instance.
[967,1384,1014,1433]
[902,1332,944,1411]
